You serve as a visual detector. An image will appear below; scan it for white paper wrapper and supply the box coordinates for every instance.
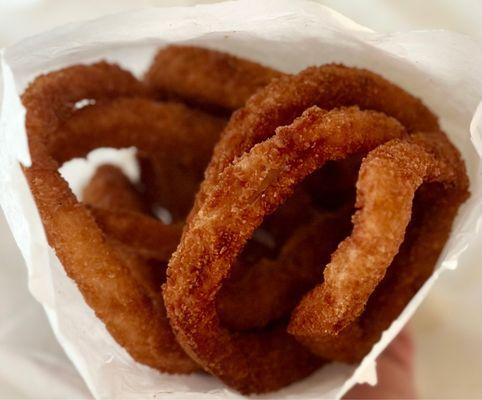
[1,0,481,398]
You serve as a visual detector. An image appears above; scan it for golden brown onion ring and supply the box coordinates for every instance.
[49,97,225,219]
[22,64,200,373]
[190,64,441,221]
[164,106,407,393]
[82,164,148,213]
[288,135,468,340]
[217,209,352,330]
[83,165,348,332]
[145,45,285,113]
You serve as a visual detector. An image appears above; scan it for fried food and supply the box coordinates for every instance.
[22,48,469,395]
[164,63,467,393]
[288,135,468,349]
[22,56,298,376]
[217,209,352,330]
[49,96,225,220]
[84,164,341,332]
[83,165,177,335]
[83,164,148,213]
[189,64,440,220]
[145,45,285,113]
[22,63,198,373]
[293,177,467,362]
[141,45,284,218]
[163,106,410,393]
[89,206,182,261]
[83,165,182,261]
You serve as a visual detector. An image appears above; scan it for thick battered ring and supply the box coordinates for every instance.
[21,64,221,373]
[22,52,469,395]
[48,96,225,220]
[164,106,408,393]
[84,164,350,332]
[145,45,285,113]
[189,64,440,221]
[288,134,468,341]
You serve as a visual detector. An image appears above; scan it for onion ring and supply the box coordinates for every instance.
[145,45,285,113]
[88,207,182,262]
[294,173,467,362]
[22,54,469,394]
[189,64,440,220]
[164,106,407,393]
[144,47,358,215]
[82,166,181,262]
[82,164,149,213]
[288,135,468,340]
[83,165,175,340]
[143,47,362,331]
[22,64,200,372]
[217,209,352,330]
[83,165,347,331]
[49,96,225,220]
[141,45,285,217]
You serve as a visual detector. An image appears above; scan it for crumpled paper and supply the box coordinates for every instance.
[0,0,481,398]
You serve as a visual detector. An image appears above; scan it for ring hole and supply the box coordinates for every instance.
[216,161,357,333]
[59,146,140,200]
[74,98,96,110]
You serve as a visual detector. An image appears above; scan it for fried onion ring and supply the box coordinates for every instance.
[142,45,289,217]
[22,52,469,395]
[288,135,468,341]
[83,165,182,262]
[83,165,346,332]
[164,106,408,393]
[49,96,225,219]
[145,45,285,113]
[189,64,440,220]
[217,208,352,330]
[82,164,148,213]
[293,176,467,362]
[83,165,175,338]
[22,64,199,372]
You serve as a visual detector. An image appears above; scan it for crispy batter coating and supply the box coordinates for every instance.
[82,165,178,346]
[145,45,284,113]
[47,97,224,166]
[288,137,468,341]
[22,51,469,395]
[143,46,358,332]
[190,64,440,220]
[49,97,225,219]
[170,62,467,372]
[22,63,198,373]
[294,179,467,362]
[107,239,167,307]
[164,106,407,393]
[142,45,288,219]
[83,164,148,213]
[84,165,344,332]
[88,207,182,262]
[83,164,174,290]
[165,62,468,392]
[217,210,352,330]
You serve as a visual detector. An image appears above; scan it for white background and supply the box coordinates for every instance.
[0,1,481,398]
